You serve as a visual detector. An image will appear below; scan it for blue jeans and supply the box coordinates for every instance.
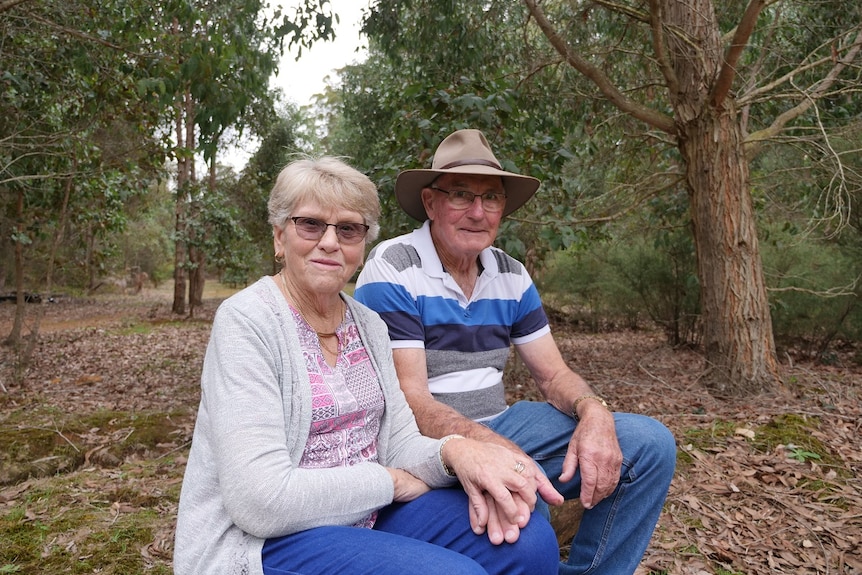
[262,487,559,575]
[486,401,676,575]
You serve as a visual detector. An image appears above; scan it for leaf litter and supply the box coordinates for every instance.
[0,293,860,574]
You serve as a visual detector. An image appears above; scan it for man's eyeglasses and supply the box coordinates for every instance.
[289,216,370,244]
[430,185,507,213]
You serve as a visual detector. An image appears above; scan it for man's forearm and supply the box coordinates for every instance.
[407,393,525,453]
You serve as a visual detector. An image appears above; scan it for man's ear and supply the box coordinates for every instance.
[420,187,436,220]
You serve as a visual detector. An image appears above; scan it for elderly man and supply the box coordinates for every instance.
[355,129,676,574]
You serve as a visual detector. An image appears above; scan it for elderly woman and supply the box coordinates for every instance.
[173,157,559,575]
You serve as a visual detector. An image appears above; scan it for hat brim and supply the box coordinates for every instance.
[395,165,540,221]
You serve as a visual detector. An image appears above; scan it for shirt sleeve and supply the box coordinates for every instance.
[355,245,427,348]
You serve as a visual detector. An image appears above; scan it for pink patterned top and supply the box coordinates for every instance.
[289,304,385,528]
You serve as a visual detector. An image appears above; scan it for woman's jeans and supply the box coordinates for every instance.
[487,401,677,575]
[262,486,559,575]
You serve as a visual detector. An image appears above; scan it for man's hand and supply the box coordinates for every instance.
[560,405,622,509]
[443,438,563,543]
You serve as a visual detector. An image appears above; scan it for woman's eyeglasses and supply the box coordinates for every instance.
[289,216,370,244]
[430,185,507,212]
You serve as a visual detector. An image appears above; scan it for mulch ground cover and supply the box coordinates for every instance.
[1,291,860,574]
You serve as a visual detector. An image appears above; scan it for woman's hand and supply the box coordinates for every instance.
[386,467,432,502]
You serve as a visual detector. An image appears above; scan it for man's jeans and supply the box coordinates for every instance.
[262,487,560,575]
[487,401,677,575]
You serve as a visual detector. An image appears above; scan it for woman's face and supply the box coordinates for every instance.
[274,200,367,298]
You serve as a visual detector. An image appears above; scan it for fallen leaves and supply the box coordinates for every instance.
[549,332,862,574]
[1,296,860,574]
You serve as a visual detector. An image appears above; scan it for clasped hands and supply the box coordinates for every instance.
[444,410,622,545]
[443,438,562,545]
[389,414,623,545]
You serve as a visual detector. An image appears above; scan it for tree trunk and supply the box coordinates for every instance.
[85,223,97,292]
[680,108,781,395]
[172,90,188,316]
[190,247,205,308]
[663,0,781,396]
[4,188,25,346]
[21,168,73,368]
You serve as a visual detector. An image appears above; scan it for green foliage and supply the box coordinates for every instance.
[540,226,699,345]
[334,0,597,260]
[613,235,700,346]
[761,226,862,356]
[0,0,337,314]
[187,182,258,286]
[787,446,821,462]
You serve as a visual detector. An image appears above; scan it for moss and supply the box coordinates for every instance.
[683,419,738,446]
[111,321,153,336]
[0,408,187,486]
[752,413,842,469]
[0,462,178,574]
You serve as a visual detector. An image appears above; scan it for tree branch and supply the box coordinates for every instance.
[746,27,862,150]
[26,12,126,51]
[647,0,679,98]
[739,45,843,106]
[0,0,31,13]
[523,0,677,135]
[591,0,650,23]
[711,0,768,109]
[510,169,685,227]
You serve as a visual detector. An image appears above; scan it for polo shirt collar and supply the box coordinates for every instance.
[413,220,499,281]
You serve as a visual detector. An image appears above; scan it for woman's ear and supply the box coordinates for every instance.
[273,224,287,257]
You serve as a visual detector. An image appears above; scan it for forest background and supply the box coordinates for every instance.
[1,0,861,573]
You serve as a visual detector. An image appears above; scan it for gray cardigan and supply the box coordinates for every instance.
[174,277,455,575]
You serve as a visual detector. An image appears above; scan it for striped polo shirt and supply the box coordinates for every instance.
[354,221,549,421]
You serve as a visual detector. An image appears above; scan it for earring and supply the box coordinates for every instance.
[275,253,284,264]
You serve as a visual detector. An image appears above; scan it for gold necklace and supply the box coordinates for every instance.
[317,333,339,357]
[279,270,343,349]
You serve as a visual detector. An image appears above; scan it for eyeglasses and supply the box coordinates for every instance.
[289,216,370,244]
[430,185,507,212]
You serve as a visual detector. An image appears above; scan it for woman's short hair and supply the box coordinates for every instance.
[268,156,381,242]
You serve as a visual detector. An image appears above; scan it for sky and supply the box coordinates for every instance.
[225,0,368,169]
[274,0,368,106]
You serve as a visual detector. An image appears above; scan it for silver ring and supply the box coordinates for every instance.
[513,461,525,474]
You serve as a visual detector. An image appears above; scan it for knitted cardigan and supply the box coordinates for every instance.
[174,277,455,575]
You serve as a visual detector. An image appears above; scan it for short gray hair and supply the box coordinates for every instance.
[267,156,381,242]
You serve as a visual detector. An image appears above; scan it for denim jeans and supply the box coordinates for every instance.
[262,487,560,575]
[486,401,677,575]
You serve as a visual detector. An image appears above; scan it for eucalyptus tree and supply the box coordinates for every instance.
[338,0,861,396]
[134,0,336,314]
[0,0,335,352]
[0,0,164,355]
[521,0,862,395]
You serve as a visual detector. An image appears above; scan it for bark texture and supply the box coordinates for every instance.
[662,0,781,395]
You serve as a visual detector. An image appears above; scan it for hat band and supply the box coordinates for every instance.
[439,158,502,171]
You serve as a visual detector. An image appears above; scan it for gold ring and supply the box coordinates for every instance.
[513,461,525,474]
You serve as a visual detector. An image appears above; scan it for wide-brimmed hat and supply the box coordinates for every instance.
[395,129,541,221]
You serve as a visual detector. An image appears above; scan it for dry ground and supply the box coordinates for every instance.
[0,286,860,574]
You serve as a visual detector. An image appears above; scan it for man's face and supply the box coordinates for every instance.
[421,174,506,261]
